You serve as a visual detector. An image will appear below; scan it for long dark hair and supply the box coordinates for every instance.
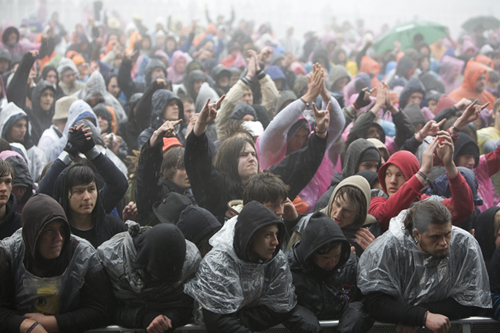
[214,136,257,200]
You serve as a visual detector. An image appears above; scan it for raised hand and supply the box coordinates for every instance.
[354,87,375,109]
[418,118,447,141]
[435,131,455,170]
[313,101,330,138]
[194,95,226,136]
[355,227,376,250]
[302,63,324,104]
[454,99,490,130]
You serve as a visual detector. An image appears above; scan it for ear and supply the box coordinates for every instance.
[413,228,420,241]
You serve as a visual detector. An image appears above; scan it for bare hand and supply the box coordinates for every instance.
[303,63,324,103]
[355,227,375,250]
[29,50,39,58]
[246,51,257,79]
[313,101,330,138]
[156,78,166,86]
[421,137,439,175]
[425,313,451,333]
[258,46,274,64]
[454,98,472,111]
[23,313,56,332]
[420,118,447,138]
[147,314,172,333]
[373,83,386,110]
[194,95,226,136]
[435,131,454,167]
[282,198,298,221]
[455,99,489,130]
[185,113,199,139]
[122,201,137,222]
[125,50,138,62]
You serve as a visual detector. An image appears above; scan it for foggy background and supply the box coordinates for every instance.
[1,0,499,41]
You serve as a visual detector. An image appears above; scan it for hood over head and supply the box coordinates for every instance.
[133,223,186,283]
[176,205,222,245]
[41,65,59,84]
[233,201,285,262]
[419,72,445,93]
[399,78,426,109]
[378,150,420,195]
[294,211,350,269]
[145,58,167,86]
[461,60,489,92]
[321,175,372,230]
[31,80,56,114]
[57,57,78,77]
[231,102,258,122]
[0,102,32,145]
[403,103,426,126]
[343,138,380,178]
[62,100,97,137]
[329,65,351,90]
[395,56,416,78]
[1,151,34,203]
[211,64,231,81]
[453,132,479,168]
[150,89,184,128]
[266,65,286,81]
[275,90,298,115]
[81,71,107,103]
[195,82,219,114]
[356,170,380,187]
[186,70,207,100]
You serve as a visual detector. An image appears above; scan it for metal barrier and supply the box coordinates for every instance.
[85,317,500,333]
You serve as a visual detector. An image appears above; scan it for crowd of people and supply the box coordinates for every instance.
[1,2,500,332]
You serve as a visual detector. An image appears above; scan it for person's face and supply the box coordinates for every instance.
[237,143,258,182]
[113,57,122,69]
[240,114,254,123]
[329,194,357,228]
[385,164,406,197]
[45,70,58,85]
[414,222,452,258]
[313,244,342,271]
[274,79,283,91]
[263,199,285,220]
[37,220,66,260]
[151,67,165,79]
[241,89,253,105]
[163,100,179,121]
[456,154,477,170]
[166,39,176,52]
[357,160,379,173]
[408,92,423,106]
[249,224,279,262]
[230,73,240,86]
[8,117,27,143]
[193,80,204,95]
[12,186,25,202]
[475,73,487,93]
[97,116,110,133]
[218,76,229,88]
[428,100,438,114]
[419,46,430,56]
[171,166,190,189]
[141,38,151,51]
[68,182,97,216]
[0,174,12,207]
[39,89,54,111]
[0,59,8,73]
[334,77,349,91]
[175,57,186,73]
[183,102,194,123]
[107,76,120,98]
[7,32,17,44]
[287,126,309,153]
[61,71,77,85]
[337,51,346,63]
[419,57,430,72]
[365,126,381,140]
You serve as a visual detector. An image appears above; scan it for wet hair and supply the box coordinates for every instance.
[180,94,194,104]
[66,164,97,193]
[404,200,452,234]
[315,241,342,255]
[161,147,185,183]
[220,122,254,143]
[214,136,257,199]
[0,159,14,178]
[243,172,289,205]
[333,185,367,228]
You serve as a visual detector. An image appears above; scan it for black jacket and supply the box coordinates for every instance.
[117,57,166,101]
[27,80,56,145]
[185,131,328,222]
[0,194,21,240]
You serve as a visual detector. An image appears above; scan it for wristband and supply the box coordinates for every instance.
[241,77,251,86]
[84,146,101,160]
[256,69,265,80]
[314,126,327,135]
[422,311,429,328]
[58,151,75,165]
[417,171,427,180]
[27,322,39,333]
[300,97,310,107]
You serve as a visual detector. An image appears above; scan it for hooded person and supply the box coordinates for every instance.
[328,65,352,94]
[78,70,127,124]
[387,56,417,89]
[0,150,34,213]
[137,89,185,148]
[474,207,500,269]
[399,78,426,109]
[176,205,222,257]
[57,57,85,95]
[97,222,201,331]
[0,158,21,240]
[194,82,219,142]
[185,69,207,101]
[211,64,231,96]
[0,102,47,181]
[419,71,445,94]
[358,201,492,329]
[448,60,496,106]
[275,90,298,115]
[314,139,380,211]
[0,25,41,57]
[403,103,426,133]
[0,193,113,332]
[27,80,56,145]
[167,50,188,84]
[118,55,167,101]
[118,92,143,154]
[41,65,65,100]
[369,149,475,230]
[184,201,320,333]
[287,212,373,333]
[439,55,465,94]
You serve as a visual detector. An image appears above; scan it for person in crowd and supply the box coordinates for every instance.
[0,150,34,214]
[40,65,66,100]
[0,193,113,333]
[37,124,128,248]
[449,60,496,106]
[28,80,56,145]
[477,98,500,154]
[288,211,373,333]
[0,159,20,240]
[185,201,322,333]
[97,223,201,332]
[57,57,85,95]
[358,200,491,331]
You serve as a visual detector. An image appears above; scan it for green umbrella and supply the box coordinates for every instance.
[373,20,447,54]
[462,16,500,32]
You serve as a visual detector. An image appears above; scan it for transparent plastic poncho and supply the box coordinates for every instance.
[357,209,492,308]
[184,216,297,314]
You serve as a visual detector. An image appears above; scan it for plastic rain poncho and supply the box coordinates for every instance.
[184,215,297,315]
[357,208,492,309]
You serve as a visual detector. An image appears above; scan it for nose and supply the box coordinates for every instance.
[271,234,279,246]
[389,175,397,184]
[53,230,63,242]
[439,237,448,247]
[327,258,338,269]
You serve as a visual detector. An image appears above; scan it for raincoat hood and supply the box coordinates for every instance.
[195,82,219,113]
[378,150,420,195]
[2,25,19,44]
[320,175,372,230]
[176,206,222,245]
[145,58,167,86]
[399,78,426,109]
[234,201,285,262]
[186,70,207,100]
[30,80,56,133]
[0,102,32,146]
[462,60,489,92]
[0,151,34,204]
[62,100,97,138]
[150,89,184,129]
[231,102,258,122]
[294,211,351,270]
[419,72,445,93]
[167,50,189,83]
[57,57,78,77]
[343,138,380,179]
[403,103,426,126]
[329,65,351,90]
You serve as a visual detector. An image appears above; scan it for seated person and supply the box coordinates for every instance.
[358,200,491,332]
[184,201,321,333]
[0,159,21,240]
[0,194,112,333]
[288,211,373,333]
[97,223,201,332]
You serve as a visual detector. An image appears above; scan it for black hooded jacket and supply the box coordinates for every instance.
[41,65,66,100]
[118,92,143,154]
[0,194,21,240]
[186,70,207,101]
[117,57,167,101]
[6,51,36,111]
[288,212,360,320]
[27,80,56,145]
[0,194,112,332]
